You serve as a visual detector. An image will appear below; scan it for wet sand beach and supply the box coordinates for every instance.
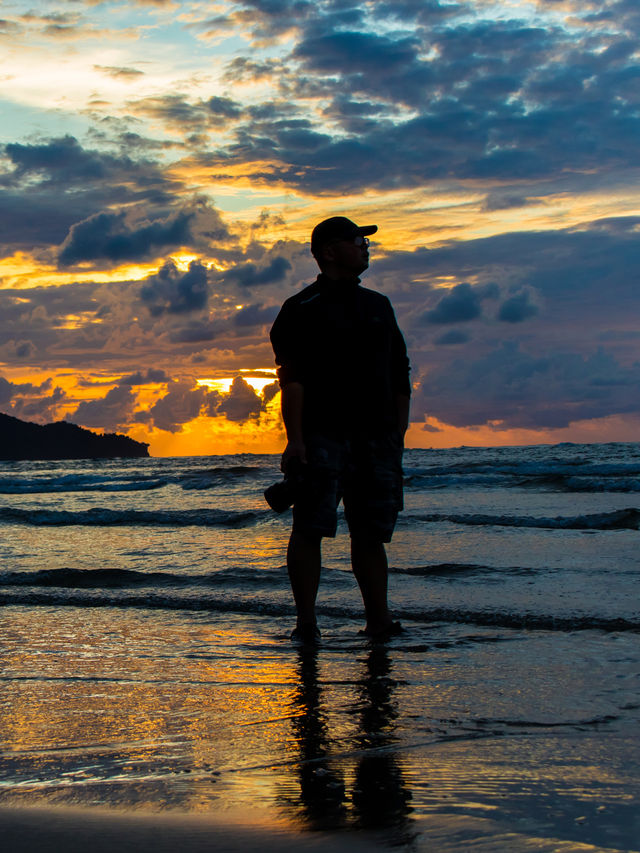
[1,606,639,852]
[1,447,639,850]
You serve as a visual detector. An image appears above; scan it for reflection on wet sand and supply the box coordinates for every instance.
[351,645,412,833]
[2,608,638,851]
[280,644,412,839]
[279,648,347,828]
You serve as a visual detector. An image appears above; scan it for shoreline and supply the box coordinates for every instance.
[2,798,635,853]
[0,804,380,853]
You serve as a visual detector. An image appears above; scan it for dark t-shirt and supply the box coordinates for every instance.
[270,273,411,439]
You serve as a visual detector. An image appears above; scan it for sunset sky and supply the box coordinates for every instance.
[1,0,639,455]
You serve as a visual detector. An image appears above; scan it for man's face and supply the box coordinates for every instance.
[322,235,370,276]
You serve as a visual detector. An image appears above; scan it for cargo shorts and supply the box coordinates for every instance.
[292,432,404,543]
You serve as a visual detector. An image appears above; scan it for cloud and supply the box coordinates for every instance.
[207,96,244,119]
[129,93,245,138]
[0,376,54,410]
[372,215,640,430]
[146,375,265,431]
[292,31,425,92]
[169,320,219,343]
[69,384,137,430]
[59,210,193,266]
[262,379,280,404]
[423,282,482,324]
[497,288,540,323]
[2,0,640,445]
[216,375,263,422]
[5,135,128,185]
[0,339,37,360]
[148,380,209,432]
[11,386,67,422]
[189,5,640,195]
[120,368,171,385]
[0,136,180,253]
[233,303,279,327]
[419,341,640,430]
[434,329,471,346]
[140,259,209,315]
[223,256,292,287]
[94,65,144,79]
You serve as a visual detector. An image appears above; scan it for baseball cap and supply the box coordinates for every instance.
[310,216,378,258]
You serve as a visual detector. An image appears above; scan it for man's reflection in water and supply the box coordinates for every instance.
[281,647,347,828]
[281,644,412,836]
[351,645,412,831]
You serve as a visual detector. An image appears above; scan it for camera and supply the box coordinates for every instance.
[264,456,306,513]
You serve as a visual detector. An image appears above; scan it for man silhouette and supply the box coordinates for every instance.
[270,216,411,643]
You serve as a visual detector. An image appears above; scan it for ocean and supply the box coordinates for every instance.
[1,443,639,850]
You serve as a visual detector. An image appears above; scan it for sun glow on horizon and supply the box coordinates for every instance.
[197,372,276,395]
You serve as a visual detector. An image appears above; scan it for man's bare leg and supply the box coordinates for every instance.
[351,536,394,635]
[287,530,322,629]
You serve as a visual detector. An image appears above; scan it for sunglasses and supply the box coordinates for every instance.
[328,235,369,248]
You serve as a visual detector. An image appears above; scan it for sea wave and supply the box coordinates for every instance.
[0,474,168,494]
[407,507,640,531]
[0,566,276,589]
[0,507,266,527]
[2,504,637,530]
[177,465,265,490]
[1,587,638,633]
[0,465,268,495]
[403,461,640,492]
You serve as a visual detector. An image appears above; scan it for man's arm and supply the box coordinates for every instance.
[280,381,306,471]
[270,300,307,471]
[396,393,410,437]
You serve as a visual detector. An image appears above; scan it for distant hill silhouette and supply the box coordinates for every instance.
[0,413,149,460]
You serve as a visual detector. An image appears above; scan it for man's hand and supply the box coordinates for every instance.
[281,439,307,473]
[280,381,306,472]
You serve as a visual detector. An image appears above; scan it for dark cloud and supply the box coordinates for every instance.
[0,339,37,360]
[497,288,540,323]
[0,376,53,408]
[120,368,171,385]
[198,5,640,195]
[262,379,280,404]
[482,193,535,211]
[11,386,67,422]
[222,57,285,84]
[0,136,179,253]
[5,135,131,185]
[169,320,218,343]
[59,210,193,266]
[419,341,640,430]
[69,384,137,430]
[216,376,263,422]
[223,256,292,287]
[140,259,209,315]
[434,329,471,346]
[233,303,279,327]
[293,31,425,90]
[423,282,482,324]
[3,0,640,444]
[146,375,265,431]
[376,216,640,430]
[129,93,244,137]
[0,377,26,406]
[207,96,244,119]
[148,380,209,432]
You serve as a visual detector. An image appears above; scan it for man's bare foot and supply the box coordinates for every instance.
[361,620,403,640]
